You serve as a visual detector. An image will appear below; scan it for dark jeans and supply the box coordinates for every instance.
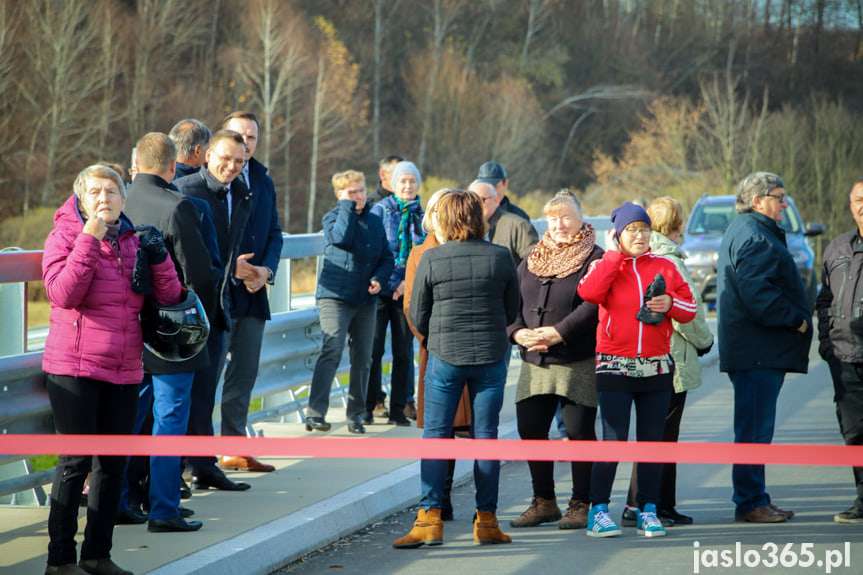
[420,355,506,512]
[729,369,784,516]
[46,374,138,566]
[307,298,376,421]
[186,326,225,475]
[627,390,687,508]
[220,316,267,437]
[516,394,596,501]
[368,296,414,417]
[590,387,671,507]
[827,359,863,510]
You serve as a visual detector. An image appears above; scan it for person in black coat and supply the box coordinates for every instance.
[174,129,253,492]
[506,191,603,531]
[216,112,284,473]
[717,172,812,524]
[122,132,217,532]
[395,189,518,549]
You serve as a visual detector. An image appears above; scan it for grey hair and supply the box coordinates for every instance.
[544,188,583,218]
[169,119,211,158]
[73,165,127,199]
[735,172,785,214]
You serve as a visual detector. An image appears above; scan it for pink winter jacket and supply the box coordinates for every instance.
[42,194,181,384]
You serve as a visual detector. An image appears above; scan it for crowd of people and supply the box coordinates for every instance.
[39,116,863,572]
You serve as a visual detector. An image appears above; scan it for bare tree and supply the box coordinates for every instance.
[416,0,465,172]
[237,0,309,169]
[371,0,402,160]
[128,0,208,139]
[19,0,111,208]
[519,0,555,76]
[307,16,368,233]
[0,0,20,191]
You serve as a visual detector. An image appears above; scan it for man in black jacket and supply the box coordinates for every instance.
[123,132,218,532]
[216,111,283,473]
[175,129,254,491]
[367,154,404,206]
[717,172,811,524]
[169,119,210,179]
[816,178,863,525]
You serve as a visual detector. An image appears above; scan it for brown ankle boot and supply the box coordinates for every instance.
[474,510,512,545]
[559,498,589,529]
[509,496,562,527]
[392,508,443,548]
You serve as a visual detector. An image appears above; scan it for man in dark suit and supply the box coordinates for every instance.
[122,132,220,532]
[169,119,210,179]
[215,111,284,473]
[175,129,254,491]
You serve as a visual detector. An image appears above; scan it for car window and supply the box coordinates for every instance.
[687,199,802,235]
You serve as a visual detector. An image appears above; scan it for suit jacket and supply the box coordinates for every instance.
[175,168,253,331]
[231,157,283,320]
[173,164,221,277]
[123,173,222,374]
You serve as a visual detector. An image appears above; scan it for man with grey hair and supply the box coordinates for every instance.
[169,119,211,179]
[468,180,538,266]
[717,172,812,524]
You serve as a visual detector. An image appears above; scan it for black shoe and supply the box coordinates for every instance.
[191,469,251,491]
[659,507,693,524]
[387,417,411,427]
[347,421,366,434]
[305,417,331,432]
[180,478,192,500]
[178,505,194,518]
[147,515,203,532]
[116,505,148,525]
[362,412,374,425]
[442,498,454,521]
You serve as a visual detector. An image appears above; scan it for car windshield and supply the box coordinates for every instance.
[686,199,801,235]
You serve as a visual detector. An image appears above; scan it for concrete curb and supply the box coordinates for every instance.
[147,420,519,575]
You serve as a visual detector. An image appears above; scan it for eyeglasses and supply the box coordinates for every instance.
[764,193,789,204]
[622,226,651,236]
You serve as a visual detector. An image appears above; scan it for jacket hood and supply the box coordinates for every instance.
[649,230,685,260]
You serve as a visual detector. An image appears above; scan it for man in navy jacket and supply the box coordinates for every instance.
[216,112,284,473]
[717,172,812,524]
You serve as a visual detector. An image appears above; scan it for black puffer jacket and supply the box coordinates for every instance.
[409,239,518,366]
[507,244,603,366]
[816,230,863,364]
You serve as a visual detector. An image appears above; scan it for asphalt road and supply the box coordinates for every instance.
[274,343,862,575]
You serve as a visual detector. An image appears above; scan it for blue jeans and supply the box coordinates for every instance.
[590,388,671,507]
[729,369,784,516]
[307,298,376,421]
[420,355,506,512]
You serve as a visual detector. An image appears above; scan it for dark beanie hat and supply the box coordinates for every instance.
[611,201,652,239]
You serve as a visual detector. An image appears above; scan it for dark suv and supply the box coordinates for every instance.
[681,194,824,308]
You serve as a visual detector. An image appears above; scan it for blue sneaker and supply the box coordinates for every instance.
[637,503,667,537]
[587,504,622,538]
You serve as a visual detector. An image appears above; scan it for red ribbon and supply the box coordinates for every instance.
[2,434,862,466]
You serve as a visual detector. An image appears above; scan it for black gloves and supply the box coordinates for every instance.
[136,225,168,264]
[696,342,713,357]
[132,226,168,295]
[635,273,666,326]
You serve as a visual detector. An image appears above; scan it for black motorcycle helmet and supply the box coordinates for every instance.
[141,289,210,362]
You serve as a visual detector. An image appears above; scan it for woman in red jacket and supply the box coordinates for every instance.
[42,165,180,575]
[577,201,697,539]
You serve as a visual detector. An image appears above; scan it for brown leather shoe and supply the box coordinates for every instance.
[769,503,795,519]
[219,456,275,472]
[734,506,787,523]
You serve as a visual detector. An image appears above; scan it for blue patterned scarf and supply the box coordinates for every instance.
[394,196,425,266]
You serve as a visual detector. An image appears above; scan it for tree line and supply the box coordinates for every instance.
[1,0,863,245]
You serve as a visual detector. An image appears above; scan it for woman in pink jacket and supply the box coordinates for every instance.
[42,165,180,575]
[577,201,697,539]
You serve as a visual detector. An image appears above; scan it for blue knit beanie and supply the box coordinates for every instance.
[390,161,422,191]
[611,201,652,239]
